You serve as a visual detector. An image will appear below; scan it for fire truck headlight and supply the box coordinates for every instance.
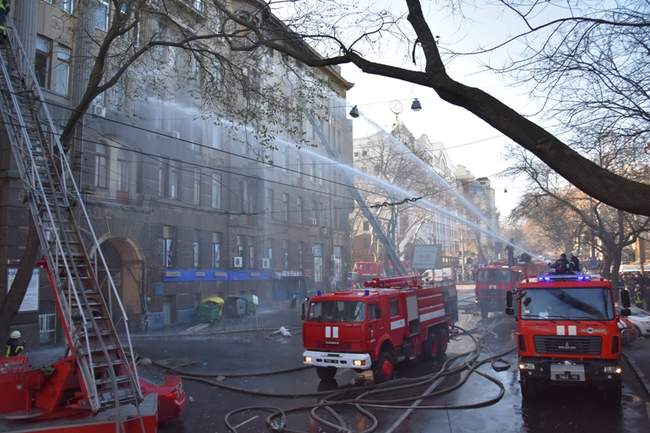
[518,362,535,370]
[603,366,622,374]
[353,359,366,367]
[303,356,313,364]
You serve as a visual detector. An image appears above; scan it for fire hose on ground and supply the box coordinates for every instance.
[151,318,515,433]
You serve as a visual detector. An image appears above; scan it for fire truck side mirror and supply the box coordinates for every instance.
[301,300,307,321]
[620,289,631,309]
[505,291,514,315]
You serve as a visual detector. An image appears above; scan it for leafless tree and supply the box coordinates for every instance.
[506,134,650,283]
[212,0,650,215]
[352,124,444,264]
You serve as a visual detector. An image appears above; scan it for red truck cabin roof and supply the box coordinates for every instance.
[310,289,404,303]
[520,274,612,289]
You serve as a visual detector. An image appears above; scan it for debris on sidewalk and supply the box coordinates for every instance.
[270,326,292,337]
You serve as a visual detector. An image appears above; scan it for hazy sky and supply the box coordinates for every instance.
[336,1,569,219]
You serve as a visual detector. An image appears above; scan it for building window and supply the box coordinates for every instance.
[211,174,221,208]
[282,240,289,270]
[240,181,250,213]
[117,159,129,192]
[60,0,74,14]
[363,221,370,231]
[211,232,221,268]
[248,240,255,269]
[162,226,175,268]
[193,170,200,205]
[235,235,245,266]
[192,240,200,268]
[296,197,303,224]
[35,35,52,88]
[192,0,204,12]
[266,240,273,268]
[281,193,289,222]
[313,244,323,283]
[158,162,166,197]
[333,246,342,283]
[53,45,71,96]
[312,201,319,225]
[96,0,109,31]
[298,242,304,268]
[168,164,178,199]
[94,144,108,188]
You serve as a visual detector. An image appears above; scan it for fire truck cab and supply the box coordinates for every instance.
[476,264,523,319]
[507,273,631,404]
[302,276,450,382]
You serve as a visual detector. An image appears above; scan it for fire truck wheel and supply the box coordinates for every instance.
[316,367,337,381]
[520,376,538,401]
[374,350,395,383]
[421,334,437,361]
[436,328,449,359]
[602,380,622,406]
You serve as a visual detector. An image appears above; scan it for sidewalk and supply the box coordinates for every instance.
[623,337,650,398]
[131,302,302,339]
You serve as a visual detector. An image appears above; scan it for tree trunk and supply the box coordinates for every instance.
[610,248,623,289]
[601,251,613,280]
[0,222,40,344]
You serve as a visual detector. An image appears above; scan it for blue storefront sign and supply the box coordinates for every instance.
[162,269,273,283]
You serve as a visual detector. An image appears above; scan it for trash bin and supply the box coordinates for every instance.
[196,296,224,325]
[241,293,259,315]
[224,296,247,318]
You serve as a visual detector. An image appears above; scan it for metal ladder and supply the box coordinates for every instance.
[306,112,407,275]
[0,22,142,413]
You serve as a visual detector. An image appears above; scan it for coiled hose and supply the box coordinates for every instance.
[154,320,514,433]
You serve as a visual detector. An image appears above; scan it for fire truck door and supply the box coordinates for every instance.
[367,303,385,350]
[388,297,405,346]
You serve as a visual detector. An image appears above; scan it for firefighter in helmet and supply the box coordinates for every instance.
[4,330,25,357]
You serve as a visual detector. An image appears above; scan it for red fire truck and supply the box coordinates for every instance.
[475,261,547,319]
[506,273,630,404]
[475,264,523,319]
[0,261,186,432]
[302,275,451,381]
[348,261,384,289]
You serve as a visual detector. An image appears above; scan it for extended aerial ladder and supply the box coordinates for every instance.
[0,21,142,415]
[306,113,407,275]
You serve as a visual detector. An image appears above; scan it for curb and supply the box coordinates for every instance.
[130,325,302,339]
[622,352,650,398]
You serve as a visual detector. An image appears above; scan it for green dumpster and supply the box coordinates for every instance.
[196,296,224,324]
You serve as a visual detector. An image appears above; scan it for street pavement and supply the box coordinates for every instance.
[623,336,650,399]
[130,305,650,433]
[7,293,649,433]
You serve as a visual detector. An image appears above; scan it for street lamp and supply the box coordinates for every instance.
[410,98,422,111]
[349,105,360,118]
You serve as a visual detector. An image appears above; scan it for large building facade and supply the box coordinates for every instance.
[0,0,353,344]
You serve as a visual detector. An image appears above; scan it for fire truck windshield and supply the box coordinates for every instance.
[520,288,613,321]
[308,301,366,322]
[478,269,520,283]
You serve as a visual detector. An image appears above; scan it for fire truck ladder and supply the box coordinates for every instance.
[0,23,142,414]
[306,113,406,275]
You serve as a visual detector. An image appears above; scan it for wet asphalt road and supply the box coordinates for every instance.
[133,303,650,433]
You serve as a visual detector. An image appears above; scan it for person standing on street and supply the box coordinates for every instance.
[0,0,10,42]
[4,330,24,357]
